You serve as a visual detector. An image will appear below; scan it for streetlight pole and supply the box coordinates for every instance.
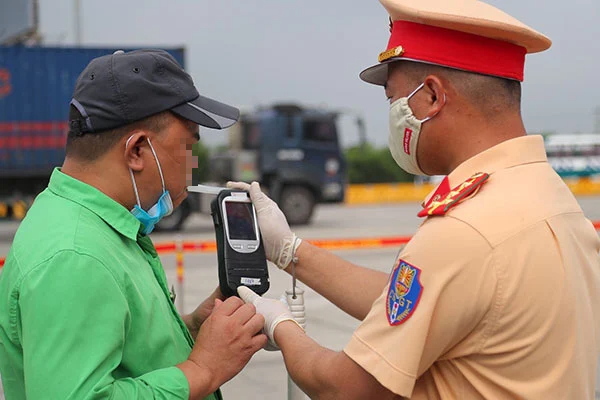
[74,0,82,45]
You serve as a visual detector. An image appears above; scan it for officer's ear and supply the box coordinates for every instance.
[423,75,447,118]
[124,131,150,172]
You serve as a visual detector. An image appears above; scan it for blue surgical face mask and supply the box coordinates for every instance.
[126,136,174,235]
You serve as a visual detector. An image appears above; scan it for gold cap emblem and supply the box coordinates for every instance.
[378,46,404,63]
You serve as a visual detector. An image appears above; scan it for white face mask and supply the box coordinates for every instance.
[388,83,442,176]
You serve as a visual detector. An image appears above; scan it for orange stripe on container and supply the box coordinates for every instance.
[0,135,66,149]
[0,122,69,132]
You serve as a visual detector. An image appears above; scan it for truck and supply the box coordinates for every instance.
[157,103,360,230]
[0,45,185,219]
[1,46,358,228]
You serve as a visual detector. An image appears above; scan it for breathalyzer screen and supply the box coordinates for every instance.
[225,202,257,240]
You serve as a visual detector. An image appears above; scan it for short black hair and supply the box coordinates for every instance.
[395,62,522,115]
[65,107,171,162]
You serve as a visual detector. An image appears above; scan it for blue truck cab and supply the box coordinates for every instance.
[202,104,347,226]
[243,104,346,222]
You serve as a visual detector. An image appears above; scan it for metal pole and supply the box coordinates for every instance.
[31,0,40,44]
[356,116,367,148]
[74,0,82,45]
[175,236,185,313]
[286,287,308,400]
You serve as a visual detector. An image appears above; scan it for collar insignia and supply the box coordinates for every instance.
[418,172,489,218]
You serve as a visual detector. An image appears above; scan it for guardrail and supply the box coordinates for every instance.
[346,177,600,205]
[2,179,600,219]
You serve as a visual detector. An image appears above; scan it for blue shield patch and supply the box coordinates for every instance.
[386,259,423,326]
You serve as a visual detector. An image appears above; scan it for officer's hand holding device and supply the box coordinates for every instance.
[187,184,270,297]
[225,181,302,270]
[190,183,307,351]
[237,286,304,350]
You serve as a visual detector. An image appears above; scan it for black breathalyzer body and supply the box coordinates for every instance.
[211,190,269,297]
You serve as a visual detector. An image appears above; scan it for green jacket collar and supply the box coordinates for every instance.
[48,168,141,241]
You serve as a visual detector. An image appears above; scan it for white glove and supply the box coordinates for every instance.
[237,286,304,350]
[227,181,302,269]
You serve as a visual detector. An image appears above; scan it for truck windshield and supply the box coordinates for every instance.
[242,121,261,150]
[303,119,338,143]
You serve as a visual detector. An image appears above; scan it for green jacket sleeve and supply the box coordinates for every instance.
[18,250,190,399]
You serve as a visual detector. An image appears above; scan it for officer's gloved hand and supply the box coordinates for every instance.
[237,286,304,350]
[227,181,302,269]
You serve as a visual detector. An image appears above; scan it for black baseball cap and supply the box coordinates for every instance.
[70,49,239,133]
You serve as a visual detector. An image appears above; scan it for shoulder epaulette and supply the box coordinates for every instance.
[418,172,489,218]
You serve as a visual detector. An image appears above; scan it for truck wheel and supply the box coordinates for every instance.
[280,186,315,225]
[155,199,190,232]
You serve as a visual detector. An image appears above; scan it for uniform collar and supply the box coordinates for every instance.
[423,135,547,206]
[48,168,141,241]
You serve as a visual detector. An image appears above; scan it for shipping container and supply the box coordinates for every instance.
[0,46,185,177]
[0,46,185,214]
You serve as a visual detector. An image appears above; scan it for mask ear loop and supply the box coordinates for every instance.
[407,83,425,100]
[146,138,167,193]
[126,135,142,207]
[408,82,446,124]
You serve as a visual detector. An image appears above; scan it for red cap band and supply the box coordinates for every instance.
[387,21,527,81]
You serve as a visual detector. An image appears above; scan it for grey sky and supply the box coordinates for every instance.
[37,0,600,147]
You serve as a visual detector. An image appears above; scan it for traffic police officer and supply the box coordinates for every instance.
[232,0,600,399]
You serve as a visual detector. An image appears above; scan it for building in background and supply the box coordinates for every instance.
[543,133,600,178]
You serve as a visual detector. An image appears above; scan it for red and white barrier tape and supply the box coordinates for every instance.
[1,222,599,269]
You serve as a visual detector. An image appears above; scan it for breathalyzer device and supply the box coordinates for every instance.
[210,189,269,297]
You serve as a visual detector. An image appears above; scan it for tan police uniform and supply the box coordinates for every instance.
[344,0,600,398]
[345,136,600,398]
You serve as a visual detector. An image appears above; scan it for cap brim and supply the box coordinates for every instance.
[171,94,240,129]
[359,60,396,86]
[360,56,525,87]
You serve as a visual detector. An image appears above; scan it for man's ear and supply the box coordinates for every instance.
[423,75,447,118]
[124,131,149,172]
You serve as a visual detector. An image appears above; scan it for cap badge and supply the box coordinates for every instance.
[378,46,404,63]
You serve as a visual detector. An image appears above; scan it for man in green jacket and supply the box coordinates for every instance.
[0,49,267,400]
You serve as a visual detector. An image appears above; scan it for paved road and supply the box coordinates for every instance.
[0,197,599,399]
